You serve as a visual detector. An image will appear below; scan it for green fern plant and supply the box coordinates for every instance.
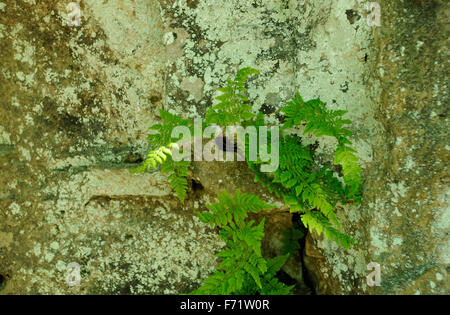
[130,109,192,203]
[191,190,294,295]
[282,93,362,203]
[134,67,363,295]
[246,132,357,248]
[205,67,259,127]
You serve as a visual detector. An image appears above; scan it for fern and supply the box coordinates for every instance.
[246,134,355,249]
[131,109,192,203]
[301,211,356,249]
[130,143,177,172]
[191,190,294,295]
[282,93,362,203]
[135,67,363,295]
[334,144,362,203]
[147,109,192,147]
[240,87,362,249]
[205,67,259,127]
[196,189,273,228]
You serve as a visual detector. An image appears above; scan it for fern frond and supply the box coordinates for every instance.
[191,219,266,294]
[259,277,295,295]
[130,143,178,173]
[259,254,294,295]
[245,131,353,248]
[334,143,362,203]
[301,211,356,249]
[164,159,190,203]
[196,189,273,228]
[281,93,362,204]
[281,94,345,137]
[205,67,259,126]
[148,109,192,147]
[132,109,192,203]
[192,192,293,295]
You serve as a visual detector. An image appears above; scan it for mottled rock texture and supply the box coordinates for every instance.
[0,0,448,294]
[304,0,449,295]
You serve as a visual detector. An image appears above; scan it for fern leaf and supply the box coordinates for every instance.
[334,143,362,203]
[206,67,259,126]
[133,109,192,203]
[301,211,356,249]
[281,93,362,204]
[199,190,273,228]
[192,191,292,295]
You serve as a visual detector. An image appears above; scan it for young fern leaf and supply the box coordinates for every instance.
[301,211,356,249]
[130,143,178,173]
[205,67,259,127]
[132,109,192,203]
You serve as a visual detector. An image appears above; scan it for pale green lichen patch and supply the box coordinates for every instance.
[11,169,224,294]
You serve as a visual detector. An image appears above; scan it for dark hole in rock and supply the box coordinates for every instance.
[275,269,297,287]
[340,81,349,93]
[0,274,6,291]
[309,140,319,153]
[150,92,162,103]
[124,152,143,164]
[292,212,307,235]
[259,103,276,115]
[345,9,361,25]
[191,179,204,192]
[60,113,82,133]
[42,193,56,201]
[276,113,286,123]
[331,163,344,177]
[292,212,316,295]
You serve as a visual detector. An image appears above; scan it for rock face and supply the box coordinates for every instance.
[0,0,223,294]
[303,0,449,295]
[0,0,448,294]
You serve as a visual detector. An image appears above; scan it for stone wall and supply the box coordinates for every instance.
[0,0,447,294]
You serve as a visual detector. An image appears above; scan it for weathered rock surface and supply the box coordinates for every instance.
[0,0,448,295]
[304,0,449,295]
[0,0,223,294]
